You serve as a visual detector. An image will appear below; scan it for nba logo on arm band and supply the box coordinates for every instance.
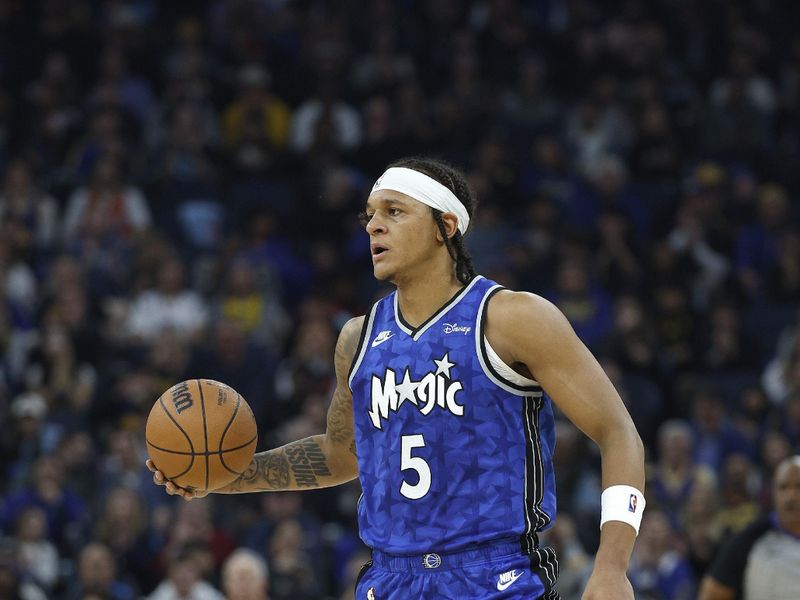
[600,485,646,535]
[372,167,471,235]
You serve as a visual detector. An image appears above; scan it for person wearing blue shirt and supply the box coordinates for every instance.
[149,157,645,599]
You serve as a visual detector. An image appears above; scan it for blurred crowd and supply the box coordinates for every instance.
[0,1,799,599]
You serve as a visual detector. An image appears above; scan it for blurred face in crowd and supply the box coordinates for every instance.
[635,510,673,566]
[34,455,63,501]
[227,261,257,296]
[293,319,334,362]
[3,160,33,194]
[79,543,116,592]
[91,155,122,189]
[105,487,141,527]
[170,558,201,597]
[556,260,589,296]
[157,258,186,295]
[223,552,269,600]
[761,431,791,472]
[658,422,692,468]
[15,507,47,543]
[364,191,444,284]
[692,393,724,432]
[774,456,800,534]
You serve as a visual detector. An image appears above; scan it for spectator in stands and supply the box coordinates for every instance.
[222,549,270,600]
[148,547,223,600]
[736,184,792,298]
[762,312,800,405]
[125,256,209,343]
[289,81,362,156]
[0,159,58,251]
[648,420,717,521]
[62,153,151,244]
[163,500,236,575]
[64,542,137,600]
[214,260,291,353]
[1,392,50,487]
[95,486,161,593]
[699,455,800,600]
[266,520,320,600]
[629,510,696,600]
[548,257,613,350]
[222,64,289,176]
[689,389,753,471]
[0,454,88,552]
[13,507,59,592]
[0,537,46,600]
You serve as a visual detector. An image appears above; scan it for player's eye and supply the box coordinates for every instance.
[388,207,402,216]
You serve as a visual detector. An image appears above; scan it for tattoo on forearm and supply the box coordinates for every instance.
[349,439,357,457]
[263,452,291,488]
[232,450,290,491]
[285,439,331,488]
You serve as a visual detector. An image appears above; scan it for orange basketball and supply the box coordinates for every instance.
[145,379,257,492]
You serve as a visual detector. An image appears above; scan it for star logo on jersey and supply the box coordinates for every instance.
[371,330,395,347]
[496,569,523,591]
[368,354,464,429]
[366,586,376,600]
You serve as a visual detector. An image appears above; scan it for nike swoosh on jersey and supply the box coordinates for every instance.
[496,570,523,591]
[371,331,394,347]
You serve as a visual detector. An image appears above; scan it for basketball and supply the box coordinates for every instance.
[145,379,258,492]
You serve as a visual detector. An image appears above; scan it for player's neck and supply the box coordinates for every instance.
[395,264,464,328]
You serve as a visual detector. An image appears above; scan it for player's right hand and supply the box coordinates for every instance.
[146,459,208,501]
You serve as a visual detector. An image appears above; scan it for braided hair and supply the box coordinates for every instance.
[387,157,478,285]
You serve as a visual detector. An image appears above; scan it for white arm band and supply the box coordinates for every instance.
[600,485,646,535]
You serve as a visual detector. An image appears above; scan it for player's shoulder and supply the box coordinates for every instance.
[340,315,366,337]
[487,288,563,324]
[485,289,573,356]
[335,315,367,362]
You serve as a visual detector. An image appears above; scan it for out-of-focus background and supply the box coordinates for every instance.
[0,1,799,599]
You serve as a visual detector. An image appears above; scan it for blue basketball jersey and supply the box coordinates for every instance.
[349,276,557,554]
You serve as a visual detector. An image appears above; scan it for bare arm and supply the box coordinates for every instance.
[149,316,363,499]
[487,291,645,595]
[697,577,736,600]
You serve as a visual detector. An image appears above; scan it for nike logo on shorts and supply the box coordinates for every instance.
[496,569,523,591]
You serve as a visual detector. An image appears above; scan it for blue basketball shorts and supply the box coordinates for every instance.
[354,540,560,600]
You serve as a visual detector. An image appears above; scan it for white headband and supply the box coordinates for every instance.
[371,167,470,235]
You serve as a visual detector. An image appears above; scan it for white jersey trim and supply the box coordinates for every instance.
[485,337,539,387]
[348,303,379,390]
[393,275,484,340]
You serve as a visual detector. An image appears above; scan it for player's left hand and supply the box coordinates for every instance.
[581,569,634,600]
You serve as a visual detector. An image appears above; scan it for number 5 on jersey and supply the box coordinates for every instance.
[400,434,431,499]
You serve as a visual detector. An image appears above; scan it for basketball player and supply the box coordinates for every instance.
[149,157,645,599]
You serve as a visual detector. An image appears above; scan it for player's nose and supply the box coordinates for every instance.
[365,213,386,235]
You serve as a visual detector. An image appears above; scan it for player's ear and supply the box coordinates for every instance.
[436,213,459,242]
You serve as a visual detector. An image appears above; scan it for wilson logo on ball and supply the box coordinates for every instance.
[171,381,194,414]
